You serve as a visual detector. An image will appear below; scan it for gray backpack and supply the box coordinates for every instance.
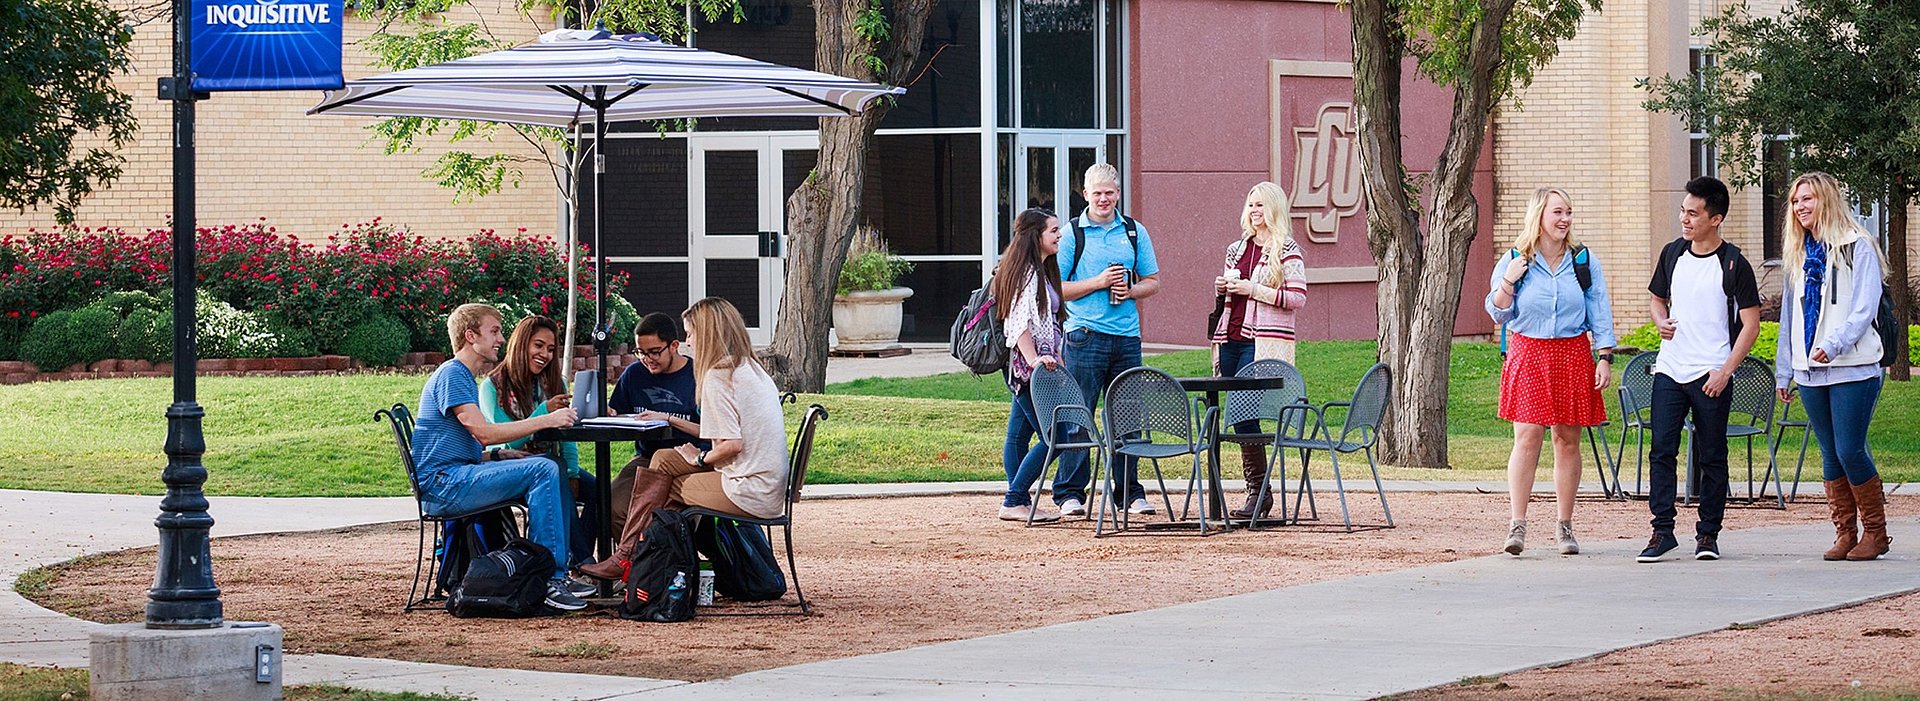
[949,284,1007,375]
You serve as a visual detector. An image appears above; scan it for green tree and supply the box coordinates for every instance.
[0,0,136,223]
[1349,0,1599,468]
[1642,0,1917,381]
[762,0,936,392]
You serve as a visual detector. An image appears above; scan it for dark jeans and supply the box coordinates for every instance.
[1799,375,1882,485]
[1057,328,1146,506]
[1218,341,1260,434]
[569,471,602,569]
[1647,373,1731,538]
[1002,385,1054,507]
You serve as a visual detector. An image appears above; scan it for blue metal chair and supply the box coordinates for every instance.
[1099,367,1206,536]
[375,403,523,612]
[1025,364,1106,527]
[683,403,827,615]
[1196,359,1309,528]
[1615,351,1659,498]
[1277,363,1395,531]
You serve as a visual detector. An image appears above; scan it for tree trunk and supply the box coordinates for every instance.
[761,0,934,392]
[1888,177,1912,381]
[1350,0,1517,468]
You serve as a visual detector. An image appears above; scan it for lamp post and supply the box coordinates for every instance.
[148,0,221,629]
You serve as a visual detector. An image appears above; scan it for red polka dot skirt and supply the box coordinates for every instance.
[1499,333,1607,427]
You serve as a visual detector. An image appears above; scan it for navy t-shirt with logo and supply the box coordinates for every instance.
[609,361,708,455]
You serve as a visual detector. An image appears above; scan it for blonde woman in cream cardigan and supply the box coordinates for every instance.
[1209,180,1307,519]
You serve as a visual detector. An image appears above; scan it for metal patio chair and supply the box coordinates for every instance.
[1278,362,1395,532]
[683,403,827,616]
[1099,367,1206,536]
[1025,364,1107,527]
[1195,359,1310,528]
[1722,357,1785,508]
[375,403,524,612]
[1614,351,1659,498]
[1774,387,1815,502]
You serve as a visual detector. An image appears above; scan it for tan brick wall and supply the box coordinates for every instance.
[0,0,559,239]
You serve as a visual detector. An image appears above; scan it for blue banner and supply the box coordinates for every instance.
[191,0,344,91]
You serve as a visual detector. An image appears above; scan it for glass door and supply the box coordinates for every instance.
[1014,132,1105,220]
[688,134,817,344]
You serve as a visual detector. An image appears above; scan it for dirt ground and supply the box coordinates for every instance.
[24,492,1915,693]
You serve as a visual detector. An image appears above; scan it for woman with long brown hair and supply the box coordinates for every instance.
[993,207,1066,522]
[1774,171,1892,561]
[478,315,592,567]
[579,297,789,581]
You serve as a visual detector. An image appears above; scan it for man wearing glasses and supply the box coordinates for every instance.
[607,312,707,531]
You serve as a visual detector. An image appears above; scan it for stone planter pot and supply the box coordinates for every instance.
[831,287,914,352]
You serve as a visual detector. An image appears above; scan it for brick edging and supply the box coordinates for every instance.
[0,346,637,385]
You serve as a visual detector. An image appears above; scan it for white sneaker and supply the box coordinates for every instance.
[999,504,1060,522]
[1058,498,1087,516]
[1127,498,1156,515]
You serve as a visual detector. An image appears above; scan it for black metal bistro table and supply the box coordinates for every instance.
[1176,375,1289,531]
[534,422,670,595]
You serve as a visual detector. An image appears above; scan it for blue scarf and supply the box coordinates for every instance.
[1801,236,1826,354]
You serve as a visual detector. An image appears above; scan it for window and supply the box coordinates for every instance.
[862,133,984,256]
[1688,48,1718,180]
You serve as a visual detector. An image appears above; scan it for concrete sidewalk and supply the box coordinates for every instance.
[4,488,1915,700]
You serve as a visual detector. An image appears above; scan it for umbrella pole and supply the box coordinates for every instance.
[560,152,578,382]
[593,89,609,411]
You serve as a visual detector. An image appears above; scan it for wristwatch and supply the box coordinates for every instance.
[695,451,707,468]
[1597,351,1614,363]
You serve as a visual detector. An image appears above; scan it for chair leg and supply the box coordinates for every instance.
[1027,446,1058,528]
[1788,427,1811,503]
[1249,442,1286,531]
[407,518,430,612]
[1095,448,1116,537]
[1328,448,1354,532]
[1151,458,1182,525]
[1585,426,1613,499]
[783,522,809,615]
[1365,445,1393,528]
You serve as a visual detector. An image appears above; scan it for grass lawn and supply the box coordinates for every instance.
[0,340,1913,497]
[0,663,469,701]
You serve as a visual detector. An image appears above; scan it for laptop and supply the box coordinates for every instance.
[571,369,601,422]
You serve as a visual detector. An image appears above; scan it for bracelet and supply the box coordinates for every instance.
[488,448,501,461]
[695,451,707,468]
[1597,352,1614,363]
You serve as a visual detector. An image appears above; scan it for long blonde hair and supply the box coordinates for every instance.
[1513,187,1579,262]
[682,297,760,396]
[1239,181,1293,288]
[1782,172,1884,277]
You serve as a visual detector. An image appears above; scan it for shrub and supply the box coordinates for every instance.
[339,313,411,366]
[1618,321,1781,362]
[96,289,166,317]
[116,307,173,363]
[0,319,24,361]
[21,305,116,371]
[835,226,912,295]
[195,292,282,359]
[264,314,319,358]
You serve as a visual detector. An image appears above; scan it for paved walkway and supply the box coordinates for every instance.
[4,487,1915,699]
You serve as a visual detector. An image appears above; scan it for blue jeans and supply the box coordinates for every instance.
[1003,386,1053,507]
[1058,328,1145,506]
[1647,374,1731,538]
[419,456,570,581]
[1799,375,1882,485]
[1218,341,1260,435]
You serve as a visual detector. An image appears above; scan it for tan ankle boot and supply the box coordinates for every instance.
[1823,478,1858,561]
[1229,444,1272,519]
[1847,477,1891,561]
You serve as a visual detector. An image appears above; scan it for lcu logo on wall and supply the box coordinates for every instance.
[191,0,345,91]
[1291,102,1363,243]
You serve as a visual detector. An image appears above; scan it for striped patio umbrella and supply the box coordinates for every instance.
[310,26,901,379]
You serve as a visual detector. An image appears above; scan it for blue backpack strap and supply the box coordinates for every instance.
[1571,244,1591,291]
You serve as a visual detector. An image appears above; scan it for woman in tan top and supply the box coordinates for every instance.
[578,297,790,582]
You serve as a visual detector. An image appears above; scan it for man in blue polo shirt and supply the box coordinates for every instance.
[1054,163,1163,518]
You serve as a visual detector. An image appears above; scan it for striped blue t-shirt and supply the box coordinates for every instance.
[412,359,483,476]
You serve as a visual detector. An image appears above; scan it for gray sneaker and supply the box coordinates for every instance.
[1557,521,1579,555]
[544,581,589,611]
[1503,520,1526,555]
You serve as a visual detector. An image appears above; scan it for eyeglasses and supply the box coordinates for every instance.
[636,345,674,359]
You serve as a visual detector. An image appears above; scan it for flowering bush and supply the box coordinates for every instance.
[0,220,629,363]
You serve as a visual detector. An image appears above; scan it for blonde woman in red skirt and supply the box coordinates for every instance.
[1485,187,1616,556]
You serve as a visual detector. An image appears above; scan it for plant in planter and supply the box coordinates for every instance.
[831,226,914,352]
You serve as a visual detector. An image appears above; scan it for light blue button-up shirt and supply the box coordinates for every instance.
[1485,249,1617,349]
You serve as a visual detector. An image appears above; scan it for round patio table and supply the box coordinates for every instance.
[534,422,670,596]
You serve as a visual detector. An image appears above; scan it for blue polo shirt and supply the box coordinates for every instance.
[1058,211,1159,337]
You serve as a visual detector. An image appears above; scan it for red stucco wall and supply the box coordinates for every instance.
[1125,0,1495,345]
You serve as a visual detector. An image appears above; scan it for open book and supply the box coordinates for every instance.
[580,416,669,430]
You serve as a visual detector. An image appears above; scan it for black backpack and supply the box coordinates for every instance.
[1064,215,1138,282]
[949,283,1008,375]
[446,537,557,618]
[1838,241,1903,368]
[620,509,698,623]
[694,517,787,602]
[1498,245,1592,357]
[434,509,517,599]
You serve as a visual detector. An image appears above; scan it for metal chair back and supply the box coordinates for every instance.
[374,403,425,500]
[1336,363,1392,446]
[1226,359,1309,436]
[1030,364,1101,448]
[1103,367,1195,447]
[784,404,828,510]
[1617,351,1659,424]
[1727,356,1776,430]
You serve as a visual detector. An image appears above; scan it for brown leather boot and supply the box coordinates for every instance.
[1847,476,1891,561]
[579,469,676,581]
[1823,478,1858,561]
[1229,444,1272,519]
